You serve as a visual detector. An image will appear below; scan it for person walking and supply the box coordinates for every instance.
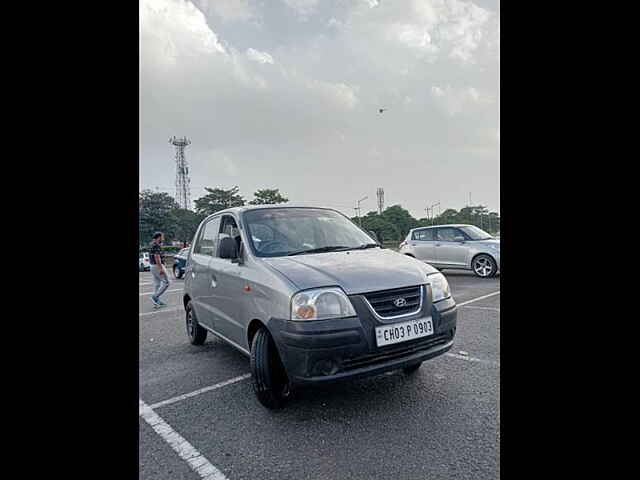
[149,232,170,308]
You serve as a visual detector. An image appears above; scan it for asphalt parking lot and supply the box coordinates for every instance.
[139,268,500,480]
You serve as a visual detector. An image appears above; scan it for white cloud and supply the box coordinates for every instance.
[387,0,495,65]
[140,0,226,69]
[140,0,500,218]
[192,0,256,23]
[246,48,274,64]
[431,84,494,116]
[282,0,319,20]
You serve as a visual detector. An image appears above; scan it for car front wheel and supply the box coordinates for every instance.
[250,327,291,409]
[472,254,497,278]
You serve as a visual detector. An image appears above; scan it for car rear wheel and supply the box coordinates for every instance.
[403,362,423,374]
[472,254,497,278]
[185,301,207,345]
[250,327,291,409]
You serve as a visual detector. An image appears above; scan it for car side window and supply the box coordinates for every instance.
[194,217,221,256]
[217,215,240,258]
[413,229,434,241]
[437,227,463,242]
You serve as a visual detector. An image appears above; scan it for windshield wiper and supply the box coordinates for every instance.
[287,245,350,256]
[349,243,380,250]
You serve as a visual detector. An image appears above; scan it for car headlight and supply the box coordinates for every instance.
[291,287,356,321]
[428,273,451,302]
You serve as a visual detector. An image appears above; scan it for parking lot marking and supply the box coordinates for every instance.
[446,352,499,367]
[139,288,182,297]
[460,305,500,312]
[456,291,500,307]
[139,400,228,480]
[140,307,180,317]
[149,374,252,410]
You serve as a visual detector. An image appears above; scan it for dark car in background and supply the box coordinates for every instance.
[172,248,190,279]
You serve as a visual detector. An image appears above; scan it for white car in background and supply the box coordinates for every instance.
[399,224,500,278]
[139,252,151,272]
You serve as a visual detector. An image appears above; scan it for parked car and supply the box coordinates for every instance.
[182,206,457,409]
[172,247,190,279]
[139,252,150,272]
[399,224,500,278]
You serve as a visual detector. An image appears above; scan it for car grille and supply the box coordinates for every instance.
[341,332,451,372]
[363,285,422,318]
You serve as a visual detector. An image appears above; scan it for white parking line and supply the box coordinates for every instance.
[140,307,180,317]
[446,352,499,366]
[456,290,500,307]
[150,374,252,410]
[139,400,228,480]
[460,305,500,312]
[139,289,182,297]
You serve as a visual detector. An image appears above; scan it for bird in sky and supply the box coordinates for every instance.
[379,108,386,113]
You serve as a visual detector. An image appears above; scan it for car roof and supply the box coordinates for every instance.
[409,224,472,232]
[202,205,343,222]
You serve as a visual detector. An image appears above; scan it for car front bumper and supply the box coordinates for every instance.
[268,293,457,386]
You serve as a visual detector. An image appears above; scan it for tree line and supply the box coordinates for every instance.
[139,186,499,246]
[139,187,288,246]
[351,204,500,243]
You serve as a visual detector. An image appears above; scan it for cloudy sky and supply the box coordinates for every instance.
[140,0,500,219]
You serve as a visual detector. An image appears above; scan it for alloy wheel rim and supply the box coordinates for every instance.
[474,257,493,277]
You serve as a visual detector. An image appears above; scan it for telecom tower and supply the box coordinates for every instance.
[169,136,191,210]
[376,187,385,214]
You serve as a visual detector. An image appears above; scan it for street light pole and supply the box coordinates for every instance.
[356,196,368,227]
[428,203,440,225]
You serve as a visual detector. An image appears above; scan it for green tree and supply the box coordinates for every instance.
[355,211,399,243]
[249,188,289,205]
[139,190,180,245]
[194,186,245,216]
[380,205,420,240]
[170,208,204,245]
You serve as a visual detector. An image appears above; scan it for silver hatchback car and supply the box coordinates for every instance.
[182,206,458,409]
[399,224,500,278]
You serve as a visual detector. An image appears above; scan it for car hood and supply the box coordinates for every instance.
[262,248,437,295]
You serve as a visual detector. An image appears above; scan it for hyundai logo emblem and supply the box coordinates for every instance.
[393,297,407,308]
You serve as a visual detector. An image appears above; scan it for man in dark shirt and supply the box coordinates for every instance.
[149,232,170,307]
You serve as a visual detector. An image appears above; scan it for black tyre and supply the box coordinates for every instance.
[250,327,291,409]
[185,301,207,345]
[471,254,498,278]
[173,265,184,280]
[403,362,423,374]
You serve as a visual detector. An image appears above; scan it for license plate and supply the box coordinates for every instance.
[375,318,434,347]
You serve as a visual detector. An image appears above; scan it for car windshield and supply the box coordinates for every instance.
[243,208,376,257]
[459,225,494,241]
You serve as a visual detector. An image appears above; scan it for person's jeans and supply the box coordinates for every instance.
[151,264,170,299]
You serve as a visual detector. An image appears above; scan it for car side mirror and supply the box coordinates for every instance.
[219,237,238,260]
[454,236,465,243]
